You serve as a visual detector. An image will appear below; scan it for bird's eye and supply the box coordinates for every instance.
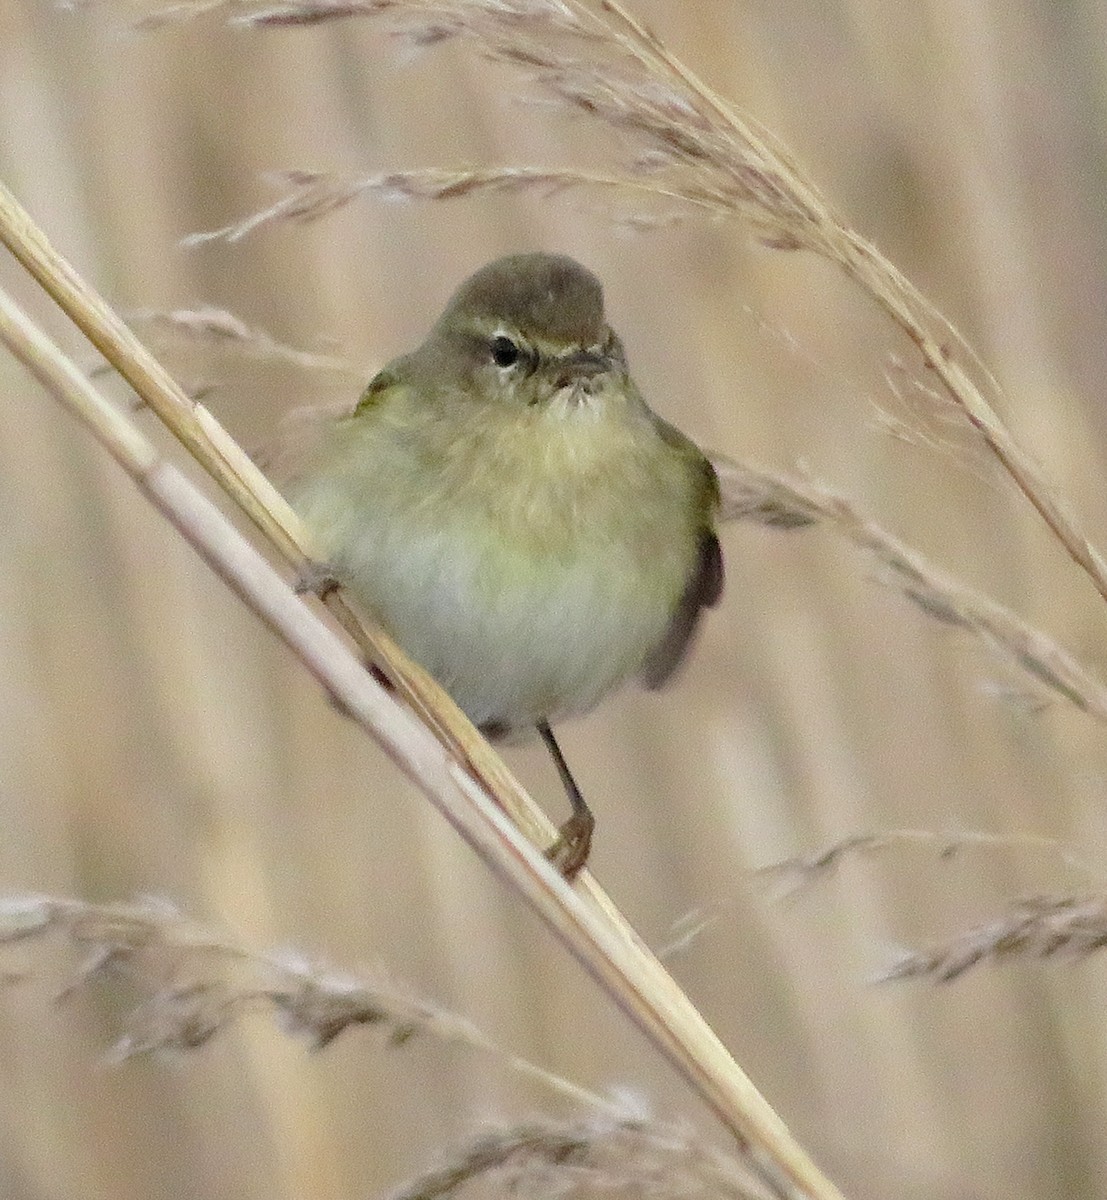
[490,334,521,368]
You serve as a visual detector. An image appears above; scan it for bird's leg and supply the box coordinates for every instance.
[537,721,594,880]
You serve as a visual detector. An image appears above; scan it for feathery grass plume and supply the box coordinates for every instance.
[874,356,996,478]
[182,167,708,244]
[755,829,1097,899]
[712,457,1107,724]
[879,894,1107,984]
[181,0,815,243]
[126,305,365,376]
[659,829,1096,960]
[0,894,618,1109]
[169,0,1107,614]
[383,1114,790,1200]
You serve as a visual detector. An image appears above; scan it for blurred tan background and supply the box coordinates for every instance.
[4,1,1107,1197]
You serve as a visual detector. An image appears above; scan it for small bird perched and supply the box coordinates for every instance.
[289,253,723,877]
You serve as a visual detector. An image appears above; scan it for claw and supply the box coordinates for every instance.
[294,559,342,600]
[545,811,593,881]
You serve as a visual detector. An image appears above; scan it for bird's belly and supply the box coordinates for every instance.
[334,511,690,735]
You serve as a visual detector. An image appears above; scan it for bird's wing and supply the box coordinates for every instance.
[640,525,724,689]
[353,360,404,415]
[639,419,725,689]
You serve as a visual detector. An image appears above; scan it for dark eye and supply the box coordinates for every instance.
[490,334,520,367]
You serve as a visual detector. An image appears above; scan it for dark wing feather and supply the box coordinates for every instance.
[640,526,724,689]
[353,360,404,414]
[639,417,724,689]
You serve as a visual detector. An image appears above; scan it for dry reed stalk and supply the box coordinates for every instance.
[879,893,1107,983]
[0,196,845,1200]
[169,0,1107,616]
[713,458,1107,723]
[383,1114,786,1200]
[0,180,529,841]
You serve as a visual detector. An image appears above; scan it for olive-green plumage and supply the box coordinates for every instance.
[290,253,722,872]
[290,253,723,745]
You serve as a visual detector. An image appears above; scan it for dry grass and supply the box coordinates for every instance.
[5,1,1107,1199]
[125,305,366,377]
[382,1115,786,1200]
[878,894,1107,984]
[0,893,792,1198]
[0,894,609,1098]
[660,828,1097,962]
[713,459,1107,722]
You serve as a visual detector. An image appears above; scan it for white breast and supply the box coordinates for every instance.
[332,500,689,736]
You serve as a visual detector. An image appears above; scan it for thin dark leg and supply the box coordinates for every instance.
[537,720,594,879]
[537,721,587,814]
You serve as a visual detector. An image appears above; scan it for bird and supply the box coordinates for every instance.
[287,252,723,877]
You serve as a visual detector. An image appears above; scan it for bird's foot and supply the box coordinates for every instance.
[546,811,594,881]
[294,559,342,600]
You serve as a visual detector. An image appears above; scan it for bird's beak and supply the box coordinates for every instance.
[551,349,617,392]
[570,349,613,377]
